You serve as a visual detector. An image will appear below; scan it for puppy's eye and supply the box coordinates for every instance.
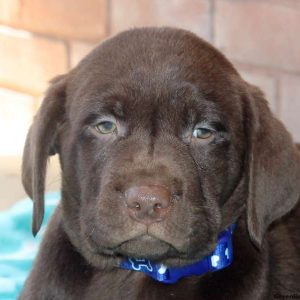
[95,121,117,134]
[192,127,213,139]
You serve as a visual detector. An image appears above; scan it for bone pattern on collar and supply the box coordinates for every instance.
[119,223,236,284]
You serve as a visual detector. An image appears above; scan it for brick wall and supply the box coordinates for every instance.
[1,0,300,155]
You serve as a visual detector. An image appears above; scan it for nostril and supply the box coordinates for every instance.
[153,202,162,211]
[126,200,142,211]
[124,184,172,224]
[133,202,141,211]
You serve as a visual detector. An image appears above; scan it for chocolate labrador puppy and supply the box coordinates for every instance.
[19,27,300,300]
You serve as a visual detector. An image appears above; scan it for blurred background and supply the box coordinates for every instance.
[0,0,300,210]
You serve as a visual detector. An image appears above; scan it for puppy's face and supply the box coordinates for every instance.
[58,29,245,266]
[23,28,300,269]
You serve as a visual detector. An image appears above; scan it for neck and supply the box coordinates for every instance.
[120,223,236,284]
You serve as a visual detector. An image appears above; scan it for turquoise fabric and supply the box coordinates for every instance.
[0,193,59,300]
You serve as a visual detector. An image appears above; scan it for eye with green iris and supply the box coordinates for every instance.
[95,121,117,134]
[192,127,214,139]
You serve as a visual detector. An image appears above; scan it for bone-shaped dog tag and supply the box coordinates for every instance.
[128,258,153,272]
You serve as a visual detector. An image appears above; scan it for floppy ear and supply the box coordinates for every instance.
[22,75,67,236]
[244,84,300,247]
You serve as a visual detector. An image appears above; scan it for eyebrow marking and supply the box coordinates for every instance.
[112,101,125,118]
[148,106,158,156]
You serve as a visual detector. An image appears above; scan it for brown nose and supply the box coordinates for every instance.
[124,185,171,225]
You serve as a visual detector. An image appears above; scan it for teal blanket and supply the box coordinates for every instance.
[0,193,59,300]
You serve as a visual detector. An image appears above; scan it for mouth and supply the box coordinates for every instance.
[116,234,172,259]
[88,234,173,259]
[87,233,214,268]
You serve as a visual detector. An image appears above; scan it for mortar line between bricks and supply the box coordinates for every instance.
[65,40,72,71]
[209,0,216,44]
[274,77,281,117]
[19,0,24,20]
[276,79,283,119]
[0,23,100,44]
[106,0,112,37]
[0,23,65,43]
[0,81,44,98]
[232,60,300,78]
[253,0,300,11]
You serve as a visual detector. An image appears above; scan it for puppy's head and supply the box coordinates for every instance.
[22,28,300,268]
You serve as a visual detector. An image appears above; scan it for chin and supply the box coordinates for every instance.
[116,235,171,259]
[83,231,217,269]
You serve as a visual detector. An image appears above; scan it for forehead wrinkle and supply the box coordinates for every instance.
[73,98,125,132]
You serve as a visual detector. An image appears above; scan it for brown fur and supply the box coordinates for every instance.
[19,27,300,300]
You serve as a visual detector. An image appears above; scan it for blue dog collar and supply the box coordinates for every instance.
[119,223,236,284]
